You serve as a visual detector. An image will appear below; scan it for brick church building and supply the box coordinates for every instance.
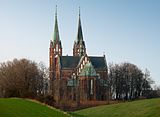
[49,8,108,104]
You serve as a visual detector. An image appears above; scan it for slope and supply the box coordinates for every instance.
[73,98,160,117]
[0,98,70,117]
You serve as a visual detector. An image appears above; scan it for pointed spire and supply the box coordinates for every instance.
[77,7,83,42]
[73,7,86,56]
[55,5,57,18]
[53,5,60,45]
[79,6,81,17]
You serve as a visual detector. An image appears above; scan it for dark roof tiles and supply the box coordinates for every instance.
[89,57,106,69]
[60,56,107,70]
[60,56,80,69]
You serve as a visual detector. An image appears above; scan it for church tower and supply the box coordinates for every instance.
[73,8,86,56]
[49,6,62,80]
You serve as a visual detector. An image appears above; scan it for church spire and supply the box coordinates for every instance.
[51,5,62,55]
[53,5,60,43]
[73,7,86,56]
[79,6,81,18]
[55,5,57,18]
[77,7,83,42]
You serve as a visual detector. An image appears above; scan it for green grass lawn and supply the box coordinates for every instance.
[0,98,70,117]
[0,98,160,117]
[73,98,160,117]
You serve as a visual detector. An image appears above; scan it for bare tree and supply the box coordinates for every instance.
[0,58,48,98]
[108,62,153,100]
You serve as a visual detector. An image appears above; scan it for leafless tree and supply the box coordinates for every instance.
[108,62,153,100]
[0,58,48,98]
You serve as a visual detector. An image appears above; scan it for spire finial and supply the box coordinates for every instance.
[79,6,81,17]
[55,5,57,17]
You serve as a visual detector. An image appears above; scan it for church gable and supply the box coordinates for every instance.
[76,54,90,75]
[79,62,97,77]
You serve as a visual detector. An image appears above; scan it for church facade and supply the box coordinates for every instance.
[49,9,108,103]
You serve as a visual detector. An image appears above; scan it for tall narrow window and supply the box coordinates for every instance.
[56,44,58,52]
[90,79,93,95]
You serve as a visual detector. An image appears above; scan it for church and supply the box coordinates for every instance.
[49,8,108,104]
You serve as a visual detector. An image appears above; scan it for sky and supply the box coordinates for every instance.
[0,0,160,85]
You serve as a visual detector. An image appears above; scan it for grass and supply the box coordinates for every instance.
[0,98,70,117]
[0,98,160,117]
[73,98,160,117]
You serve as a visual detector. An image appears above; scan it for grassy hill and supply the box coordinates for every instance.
[0,98,70,117]
[73,98,160,117]
[0,98,160,117]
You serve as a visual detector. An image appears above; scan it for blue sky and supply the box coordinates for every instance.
[0,0,160,85]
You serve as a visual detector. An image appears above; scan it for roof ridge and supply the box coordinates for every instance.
[61,56,81,58]
[89,56,104,58]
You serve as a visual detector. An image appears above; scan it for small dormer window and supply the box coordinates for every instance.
[56,44,58,52]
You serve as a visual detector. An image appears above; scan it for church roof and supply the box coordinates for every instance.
[60,56,81,69]
[79,62,97,77]
[60,56,107,70]
[89,57,106,70]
